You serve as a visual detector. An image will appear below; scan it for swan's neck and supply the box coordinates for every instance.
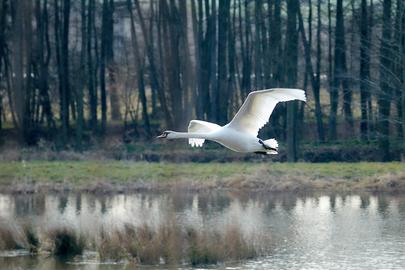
[168,131,211,140]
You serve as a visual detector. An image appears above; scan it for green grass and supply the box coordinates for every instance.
[0,161,404,186]
[262,162,405,179]
[0,161,257,185]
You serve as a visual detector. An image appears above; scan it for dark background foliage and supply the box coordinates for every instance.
[0,0,404,161]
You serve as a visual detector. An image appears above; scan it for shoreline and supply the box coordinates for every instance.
[1,161,405,194]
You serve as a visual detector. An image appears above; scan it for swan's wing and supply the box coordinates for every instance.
[188,120,221,147]
[227,88,306,137]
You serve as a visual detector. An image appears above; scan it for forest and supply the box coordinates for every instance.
[0,0,404,162]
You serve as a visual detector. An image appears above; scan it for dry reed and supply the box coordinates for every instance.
[0,219,268,266]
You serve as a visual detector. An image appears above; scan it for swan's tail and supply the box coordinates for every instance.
[189,138,205,147]
[264,138,278,155]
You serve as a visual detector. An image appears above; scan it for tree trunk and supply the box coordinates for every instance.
[134,0,172,128]
[12,0,33,143]
[54,0,62,138]
[298,2,324,143]
[100,0,108,133]
[208,0,217,122]
[254,0,263,90]
[42,0,55,130]
[88,0,97,132]
[160,0,183,129]
[269,0,284,139]
[147,1,158,118]
[127,0,150,136]
[0,0,4,133]
[191,0,203,119]
[360,0,371,141]
[394,0,403,137]
[302,0,312,110]
[196,0,215,120]
[61,0,71,143]
[216,0,230,124]
[327,0,333,139]
[1,0,17,129]
[227,1,237,119]
[76,0,86,150]
[378,0,392,161]
[285,0,299,162]
[0,93,2,131]
[329,0,341,141]
[367,0,375,138]
[106,0,121,121]
[263,0,272,87]
[315,0,325,142]
[178,0,194,125]
[402,0,405,138]
[329,0,351,140]
[240,0,252,98]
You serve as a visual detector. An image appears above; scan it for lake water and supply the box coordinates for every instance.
[1,192,405,269]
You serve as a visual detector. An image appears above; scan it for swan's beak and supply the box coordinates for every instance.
[157,134,166,139]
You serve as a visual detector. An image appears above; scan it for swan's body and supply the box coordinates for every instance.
[158,88,306,154]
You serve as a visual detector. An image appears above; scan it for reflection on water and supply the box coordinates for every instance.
[1,192,405,270]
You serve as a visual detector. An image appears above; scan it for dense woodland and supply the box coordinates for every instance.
[0,0,404,161]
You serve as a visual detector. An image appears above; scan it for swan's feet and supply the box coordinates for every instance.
[259,139,277,152]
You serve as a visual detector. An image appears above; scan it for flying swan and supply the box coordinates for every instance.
[157,88,306,155]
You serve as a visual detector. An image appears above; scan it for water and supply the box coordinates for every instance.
[1,192,405,269]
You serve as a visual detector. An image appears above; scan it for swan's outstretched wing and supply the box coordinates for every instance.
[188,120,221,147]
[228,88,306,137]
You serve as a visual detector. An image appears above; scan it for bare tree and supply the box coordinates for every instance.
[11,0,33,143]
[378,0,393,161]
[329,0,352,140]
[216,0,230,124]
[134,0,172,128]
[87,0,97,133]
[127,0,150,136]
[359,0,371,141]
[76,0,86,150]
[285,0,299,162]
[393,0,403,137]
[61,0,71,143]
[297,0,324,142]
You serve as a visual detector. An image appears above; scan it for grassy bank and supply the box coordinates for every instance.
[1,161,405,193]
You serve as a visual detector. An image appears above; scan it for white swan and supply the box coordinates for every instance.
[157,88,306,154]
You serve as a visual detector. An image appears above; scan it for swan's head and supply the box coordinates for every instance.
[157,131,174,139]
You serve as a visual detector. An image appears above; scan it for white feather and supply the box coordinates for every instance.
[188,120,221,147]
[228,88,306,136]
[264,138,278,149]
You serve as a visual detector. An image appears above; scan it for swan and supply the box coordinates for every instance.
[157,88,306,154]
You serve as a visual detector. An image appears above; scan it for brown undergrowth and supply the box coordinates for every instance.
[0,220,268,266]
[220,168,405,193]
[2,168,405,194]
